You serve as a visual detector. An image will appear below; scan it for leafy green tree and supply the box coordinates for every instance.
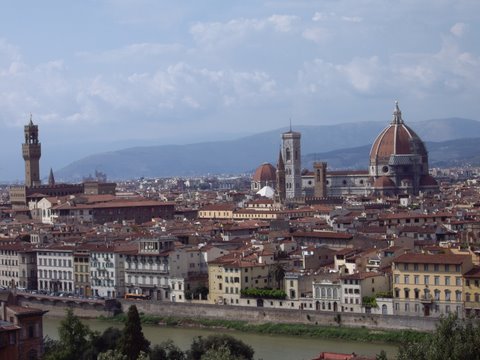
[150,340,185,360]
[398,314,480,360]
[200,344,246,360]
[119,305,151,360]
[187,334,254,360]
[376,350,388,360]
[98,349,128,360]
[44,308,93,360]
[85,326,123,359]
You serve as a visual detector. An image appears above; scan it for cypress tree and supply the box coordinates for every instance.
[120,305,150,360]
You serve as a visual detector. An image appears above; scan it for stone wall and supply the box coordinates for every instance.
[123,300,438,332]
[17,298,112,318]
[17,296,438,332]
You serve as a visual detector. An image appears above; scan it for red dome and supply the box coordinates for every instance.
[373,176,396,188]
[253,163,276,182]
[370,102,427,162]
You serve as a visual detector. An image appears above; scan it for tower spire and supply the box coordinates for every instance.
[289,118,292,132]
[48,168,55,186]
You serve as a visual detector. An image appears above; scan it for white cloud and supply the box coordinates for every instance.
[298,32,480,98]
[341,16,363,23]
[450,22,467,37]
[302,27,330,44]
[77,43,184,62]
[336,56,383,93]
[267,14,299,32]
[190,14,299,47]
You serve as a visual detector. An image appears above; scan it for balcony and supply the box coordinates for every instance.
[125,267,169,275]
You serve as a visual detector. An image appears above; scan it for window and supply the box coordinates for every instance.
[445,277,451,286]
[434,264,439,271]
[434,276,440,285]
[394,275,400,284]
[445,264,450,272]
[434,290,440,301]
[424,264,429,271]
[414,275,419,285]
[404,275,409,284]
[424,275,430,285]
[414,263,419,271]
[403,264,409,271]
[445,290,451,302]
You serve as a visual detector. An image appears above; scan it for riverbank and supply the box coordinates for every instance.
[44,316,400,360]
[98,313,427,345]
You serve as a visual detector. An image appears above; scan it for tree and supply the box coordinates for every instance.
[397,314,480,360]
[187,334,254,360]
[98,349,128,360]
[119,305,151,360]
[87,326,123,359]
[376,350,388,360]
[150,340,185,360]
[200,344,246,360]
[44,308,93,360]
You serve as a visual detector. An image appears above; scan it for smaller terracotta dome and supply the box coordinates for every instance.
[253,163,276,182]
[373,176,396,188]
[420,175,438,186]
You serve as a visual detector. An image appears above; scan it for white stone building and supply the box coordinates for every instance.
[89,244,125,298]
[36,246,74,293]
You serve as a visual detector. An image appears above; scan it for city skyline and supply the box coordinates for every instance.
[0,0,479,179]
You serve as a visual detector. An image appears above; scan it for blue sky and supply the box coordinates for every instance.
[0,0,479,180]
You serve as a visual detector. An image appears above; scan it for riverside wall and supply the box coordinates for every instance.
[17,297,437,332]
[121,300,438,332]
[17,297,114,318]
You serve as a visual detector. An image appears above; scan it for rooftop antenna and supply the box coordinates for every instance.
[289,118,292,132]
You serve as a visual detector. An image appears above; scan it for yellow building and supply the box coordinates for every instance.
[198,204,235,220]
[208,254,273,305]
[464,266,480,317]
[392,253,473,317]
[73,249,91,297]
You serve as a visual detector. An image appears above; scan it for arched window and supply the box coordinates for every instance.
[286,148,291,161]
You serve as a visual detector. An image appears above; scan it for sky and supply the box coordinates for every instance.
[0,0,479,181]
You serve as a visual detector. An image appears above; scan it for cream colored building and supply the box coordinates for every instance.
[464,266,480,317]
[392,253,473,317]
[208,254,273,305]
[198,204,235,220]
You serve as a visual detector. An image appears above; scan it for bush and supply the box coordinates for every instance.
[240,288,286,299]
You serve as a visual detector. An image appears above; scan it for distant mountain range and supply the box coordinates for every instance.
[56,118,480,180]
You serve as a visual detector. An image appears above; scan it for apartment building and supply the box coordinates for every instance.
[89,244,125,298]
[36,246,74,293]
[464,266,480,316]
[340,271,390,313]
[208,253,272,305]
[392,253,473,317]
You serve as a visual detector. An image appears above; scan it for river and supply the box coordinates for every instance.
[43,316,398,360]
